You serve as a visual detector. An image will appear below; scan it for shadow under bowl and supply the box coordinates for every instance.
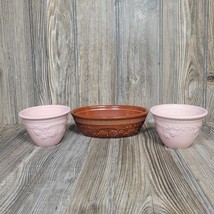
[150,104,208,149]
[19,105,70,147]
[71,105,149,138]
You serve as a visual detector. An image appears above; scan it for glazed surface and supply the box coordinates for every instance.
[72,105,148,119]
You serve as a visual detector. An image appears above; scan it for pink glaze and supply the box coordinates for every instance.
[19,105,70,147]
[150,104,208,149]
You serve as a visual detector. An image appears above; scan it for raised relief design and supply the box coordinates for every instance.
[28,125,66,140]
[191,125,201,136]
[77,123,143,138]
[155,121,202,140]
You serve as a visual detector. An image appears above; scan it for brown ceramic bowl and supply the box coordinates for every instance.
[71,105,148,138]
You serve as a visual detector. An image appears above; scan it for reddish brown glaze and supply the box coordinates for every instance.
[71,105,148,138]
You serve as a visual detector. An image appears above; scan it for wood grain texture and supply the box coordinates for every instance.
[28,0,51,105]
[0,0,214,125]
[138,125,210,213]
[0,0,34,124]
[162,0,206,106]
[0,124,214,213]
[47,0,77,108]
[29,0,78,110]
[68,138,114,213]
[76,0,116,106]
[206,0,214,126]
[116,0,160,110]
[0,125,91,213]
[169,132,214,213]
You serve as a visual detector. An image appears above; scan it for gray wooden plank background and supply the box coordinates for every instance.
[207,0,214,126]
[162,0,206,106]
[0,0,214,125]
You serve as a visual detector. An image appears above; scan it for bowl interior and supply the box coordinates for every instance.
[150,104,208,119]
[19,105,70,120]
[72,105,148,120]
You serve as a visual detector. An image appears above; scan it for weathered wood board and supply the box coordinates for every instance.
[162,0,206,106]
[207,0,214,126]
[0,124,213,213]
[0,0,214,126]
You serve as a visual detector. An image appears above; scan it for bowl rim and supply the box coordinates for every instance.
[19,105,71,120]
[150,104,208,120]
[71,105,149,120]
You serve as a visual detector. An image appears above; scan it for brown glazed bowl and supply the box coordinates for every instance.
[71,105,148,138]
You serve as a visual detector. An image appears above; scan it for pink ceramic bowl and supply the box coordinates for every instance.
[150,104,208,149]
[19,105,70,147]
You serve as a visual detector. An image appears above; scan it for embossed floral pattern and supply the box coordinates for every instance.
[77,123,143,138]
[155,121,202,140]
[156,122,182,139]
[28,124,66,140]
